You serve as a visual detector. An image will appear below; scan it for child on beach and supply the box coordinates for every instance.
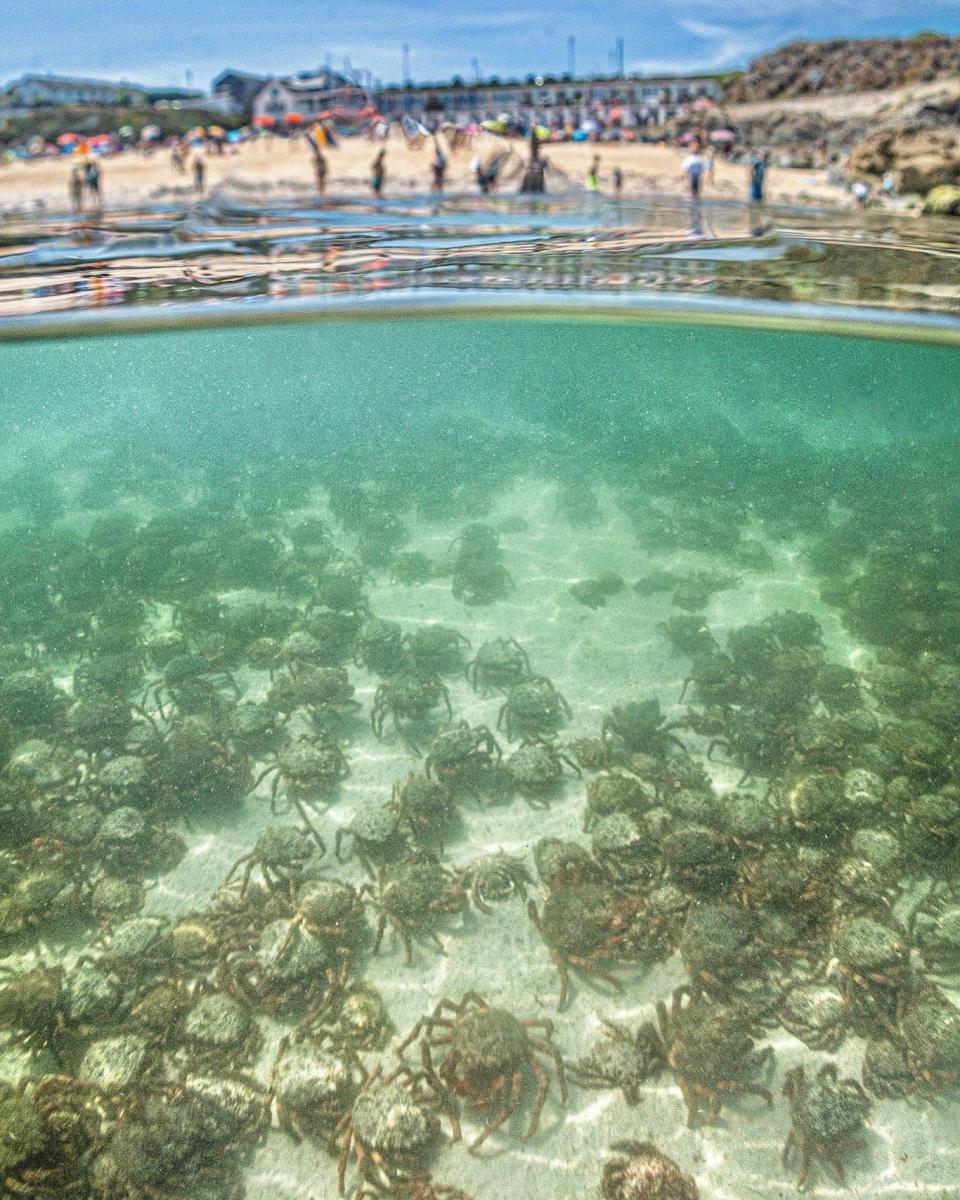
[371,149,386,197]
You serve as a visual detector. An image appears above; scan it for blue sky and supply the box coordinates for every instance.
[3,0,960,88]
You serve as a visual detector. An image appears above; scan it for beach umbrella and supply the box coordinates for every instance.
[208,124,226,138]
[252,114,276,128]
[226,129,244,143]
[570,129,588,142]
[89,134,113,146]
[678,131,697,145]
[533,124,550,141]
[118,125,134,139]
[284,112,304,125]
[56,132,80,146]
[709,129,736,144]
[26,135,46,156]
[140,125,161,142]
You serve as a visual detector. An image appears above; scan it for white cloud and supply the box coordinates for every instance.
[628,16,775,73]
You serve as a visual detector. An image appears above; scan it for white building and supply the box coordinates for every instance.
[6,74,147,106]
[252,70,368,122]
[374,74,722,128]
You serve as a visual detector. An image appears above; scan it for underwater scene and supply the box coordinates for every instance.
[0,313,959,1200]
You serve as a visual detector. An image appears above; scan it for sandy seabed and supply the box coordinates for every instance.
[14,474,944,1200]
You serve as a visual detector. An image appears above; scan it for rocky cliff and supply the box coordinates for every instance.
[724,36,960,102]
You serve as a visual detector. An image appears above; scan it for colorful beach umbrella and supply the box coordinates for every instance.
[709,129,736,143]
[140,125,161,141]
[252,114,276,128]
[56,132,80,146]
[283,112,305,125]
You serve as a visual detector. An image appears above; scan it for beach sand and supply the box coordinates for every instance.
[0,128,850,215]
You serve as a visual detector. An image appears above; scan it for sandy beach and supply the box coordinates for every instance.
[0,128,851,214]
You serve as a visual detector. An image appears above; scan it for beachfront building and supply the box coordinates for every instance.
[374,74,722,130]
[209,71,268,118]
[5,73,147,107]
[251,70,369,123]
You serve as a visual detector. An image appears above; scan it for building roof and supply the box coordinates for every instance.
[10,73,146,91]
[283,69,354,91]
[211,70,268,88]
[378,72,721,92]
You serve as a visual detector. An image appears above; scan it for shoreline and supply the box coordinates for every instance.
[0,129,867,218]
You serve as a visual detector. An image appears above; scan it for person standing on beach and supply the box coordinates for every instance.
[430,136,447,193]
[69,164,85,213]
[612,166,623,198]
[704,144,716,186]
[748,151,767,202]
[304,126,328,196]
[371,149,386,197]
[472,154,489,193]
[520,128,547,194]
[192,155,206,195]
[314,148,328,195]
[84,159,102,209]
[586,154,600,192]
[681,142,706,199]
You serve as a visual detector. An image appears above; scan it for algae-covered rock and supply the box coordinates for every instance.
[923,184,960,214]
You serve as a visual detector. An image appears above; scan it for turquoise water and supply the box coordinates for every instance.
[0,313,959,1199]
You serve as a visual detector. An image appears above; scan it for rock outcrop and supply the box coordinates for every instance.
[725,36,960,102]
[849,129,960,191]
